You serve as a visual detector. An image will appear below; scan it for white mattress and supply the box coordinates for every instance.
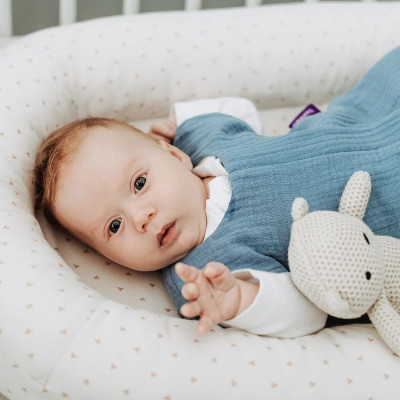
[1,3,400,399]
[0,38,17,50]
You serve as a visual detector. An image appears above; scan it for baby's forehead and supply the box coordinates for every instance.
[83,124,154,147]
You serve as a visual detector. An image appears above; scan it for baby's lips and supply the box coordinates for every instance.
[157,221,175,246]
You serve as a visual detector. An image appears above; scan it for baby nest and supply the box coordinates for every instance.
[1,3,400,399]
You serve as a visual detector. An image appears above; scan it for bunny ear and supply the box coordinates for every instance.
[339,171,371,219]
[291,198,308,221]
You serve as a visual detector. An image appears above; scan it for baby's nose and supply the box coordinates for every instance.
[134,206,156,233]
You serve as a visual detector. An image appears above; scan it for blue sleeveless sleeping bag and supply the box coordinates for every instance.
[163,46,400,313]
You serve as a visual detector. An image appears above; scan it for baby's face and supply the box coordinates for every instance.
[54,125,208,271]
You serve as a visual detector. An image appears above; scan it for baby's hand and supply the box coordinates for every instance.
[175,262,241,334]
[148,118,176,143]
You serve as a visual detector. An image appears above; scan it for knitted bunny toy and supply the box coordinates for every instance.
[289,171,400,355]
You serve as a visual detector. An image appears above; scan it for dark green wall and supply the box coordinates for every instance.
[12,0,396,36]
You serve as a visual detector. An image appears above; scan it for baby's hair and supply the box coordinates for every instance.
[33,117,150,220]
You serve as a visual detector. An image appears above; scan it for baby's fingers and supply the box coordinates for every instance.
[180,301,201,319]
[181,303,213,333]
[181,282,199,301]
[175,262,200,283]
[198,315,214,335]
[149,120,176,139]
[204,262,234,291]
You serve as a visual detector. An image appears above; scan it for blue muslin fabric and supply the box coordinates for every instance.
[163,46,400,313]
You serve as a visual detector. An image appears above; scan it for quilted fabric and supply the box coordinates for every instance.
[1,3,400,400]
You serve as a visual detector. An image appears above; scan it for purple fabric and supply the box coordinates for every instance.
[289,104,321,128]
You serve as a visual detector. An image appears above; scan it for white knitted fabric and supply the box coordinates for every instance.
[289,171,400,356]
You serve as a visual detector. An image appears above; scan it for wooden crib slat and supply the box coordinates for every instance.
[59,0,77,25]
[185,0,202,11]
[0,0,12,37]
[123,0,141,14]
[245,0,262,6]
[1,0,380,40]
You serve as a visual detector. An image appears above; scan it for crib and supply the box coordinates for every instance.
[1,1,400,399]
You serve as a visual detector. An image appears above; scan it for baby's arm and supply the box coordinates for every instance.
[175,262,259,334]
[148,97,262,142]
[177,263,327,337]
[222,269,328,338]
[171,97,262,134]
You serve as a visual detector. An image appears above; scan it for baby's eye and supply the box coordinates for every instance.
[109,218,121,235]
[134,175,147,193]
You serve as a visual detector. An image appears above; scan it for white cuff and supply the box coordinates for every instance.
[171,97,263,134]
[222,270,328,338]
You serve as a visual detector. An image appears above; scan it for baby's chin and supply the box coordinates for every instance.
[124,257,178,272]
[138,252,191,272]
[107,243,195,272]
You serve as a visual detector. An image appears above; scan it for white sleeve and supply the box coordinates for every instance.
[171,97,263,134]
[221,270,328,338]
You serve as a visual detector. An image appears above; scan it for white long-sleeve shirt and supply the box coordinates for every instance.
[172,98,327,338]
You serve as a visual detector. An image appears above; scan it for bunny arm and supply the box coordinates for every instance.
[368,290,400,356]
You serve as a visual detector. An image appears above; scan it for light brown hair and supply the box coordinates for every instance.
[33,117,150,221]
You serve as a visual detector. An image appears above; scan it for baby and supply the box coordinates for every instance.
[35,46,400,338]
[34,97,327,337]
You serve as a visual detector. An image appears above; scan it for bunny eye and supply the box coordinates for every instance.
[363,233,370,245]
[365,271,371,280]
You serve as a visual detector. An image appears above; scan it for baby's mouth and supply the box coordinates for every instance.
[157,222,176,247]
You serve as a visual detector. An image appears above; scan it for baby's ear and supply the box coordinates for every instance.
[157,139,193,170]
